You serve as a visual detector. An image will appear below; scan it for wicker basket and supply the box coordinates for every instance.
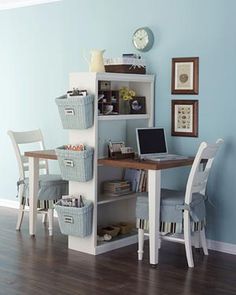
[56,146,93,182]
[55,200,93,237]
[55,95,94,130]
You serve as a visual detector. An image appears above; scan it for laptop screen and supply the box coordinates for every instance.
[136,128,167,157]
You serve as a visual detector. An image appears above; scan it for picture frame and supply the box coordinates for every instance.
[108,141,125,154]
[171,100,198,137]
[129,96,146,114]
[171,57,199,94]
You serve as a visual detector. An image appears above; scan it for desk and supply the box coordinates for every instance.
[24,150,57,236]
[98,157,194,266]
[25,150,194,265]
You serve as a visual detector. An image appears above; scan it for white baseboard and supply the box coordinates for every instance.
[207,239,236,255]
[0,199,235,255]
[0,199,19,209]
[0,199,58,217]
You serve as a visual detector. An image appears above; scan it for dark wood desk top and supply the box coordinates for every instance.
[25,150,57,160]
[98,157,194,171]
[25,150,194,171]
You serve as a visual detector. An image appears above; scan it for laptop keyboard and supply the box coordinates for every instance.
[146,154,188,161]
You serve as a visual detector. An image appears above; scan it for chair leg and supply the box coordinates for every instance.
[42,213,47,224]
[16,186,25,231]
[48,209,53,236]
[200,227,209,255]
[183,211,194,268]
[16,204,25,231]
[138,228,145,260]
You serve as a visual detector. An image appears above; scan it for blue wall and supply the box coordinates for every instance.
[0,0,235,245]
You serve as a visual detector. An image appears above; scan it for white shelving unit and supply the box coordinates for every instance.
[67,72,155,255]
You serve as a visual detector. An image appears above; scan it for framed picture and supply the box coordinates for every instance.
[171,57,199,94]
[171,100,198,137]
[129,96,146,114]
[108,141,125,154]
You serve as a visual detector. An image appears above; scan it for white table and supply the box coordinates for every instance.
[25,150,194,265]
[98,157,194,266]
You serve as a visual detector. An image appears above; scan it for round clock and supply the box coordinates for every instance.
[132,27,154,52]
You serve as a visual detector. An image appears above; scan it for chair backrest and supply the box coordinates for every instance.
[185,139,224,205]
[8,129,49,180]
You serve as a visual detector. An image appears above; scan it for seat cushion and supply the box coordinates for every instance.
[161,189,206,223]
[22,174,68,203]
[136,189,206,233]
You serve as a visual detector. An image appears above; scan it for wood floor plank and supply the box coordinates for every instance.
[0,207,235,295]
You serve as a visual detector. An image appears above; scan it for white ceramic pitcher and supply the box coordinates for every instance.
[85,49,105,72]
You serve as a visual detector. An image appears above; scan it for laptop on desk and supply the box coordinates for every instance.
[136,127,188,161]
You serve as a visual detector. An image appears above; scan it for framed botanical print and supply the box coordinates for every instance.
[171,100,198,137]
[171,57,199,94]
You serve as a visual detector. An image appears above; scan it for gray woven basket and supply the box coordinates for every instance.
[56,146,94,182]
[55,95,94,130]
[55,200,93,237]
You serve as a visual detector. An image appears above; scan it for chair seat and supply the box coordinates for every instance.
[136,189,206,233]
[20,174,68,209]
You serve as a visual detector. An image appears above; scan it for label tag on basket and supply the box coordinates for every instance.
[64,215,74,224]
[64,159,74,167]
[64,108,75,116]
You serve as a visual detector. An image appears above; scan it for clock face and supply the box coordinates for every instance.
[132,27,154,52]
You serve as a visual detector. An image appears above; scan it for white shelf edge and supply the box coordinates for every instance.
[98,192,137,205]
[98,114,150,121]
[95,233,138,255]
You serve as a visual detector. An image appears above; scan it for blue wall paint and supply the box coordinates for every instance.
[0,0,235,244]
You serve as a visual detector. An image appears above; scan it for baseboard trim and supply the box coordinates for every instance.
[0,199,235,255]
[207,239,236,255]
[0,199,19,209]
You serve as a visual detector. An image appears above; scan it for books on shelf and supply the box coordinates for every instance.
[103,180,132,196]
[124,169,148,193]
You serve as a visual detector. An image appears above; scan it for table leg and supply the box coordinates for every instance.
[148,170,161,266]
[29,157,39,236]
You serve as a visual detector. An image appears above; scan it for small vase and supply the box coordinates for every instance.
[119,99,131,114]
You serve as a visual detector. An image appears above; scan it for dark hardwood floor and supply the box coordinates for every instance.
[0,207,235,295]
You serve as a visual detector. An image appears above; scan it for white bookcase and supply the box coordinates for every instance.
[67,72,155,255]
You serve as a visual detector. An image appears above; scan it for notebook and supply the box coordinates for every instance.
[136,127,188,161]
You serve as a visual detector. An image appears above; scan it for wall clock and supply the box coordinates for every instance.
[132,27,154,52]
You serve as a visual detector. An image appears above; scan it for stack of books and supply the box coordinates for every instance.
[124,169,148,192]
[103,180,132,196]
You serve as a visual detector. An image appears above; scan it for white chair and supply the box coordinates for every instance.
[8,129,68,236]
[136,139,223,267]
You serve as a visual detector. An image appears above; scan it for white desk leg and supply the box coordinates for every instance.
[29,157,39,236]
[148,170,161,266]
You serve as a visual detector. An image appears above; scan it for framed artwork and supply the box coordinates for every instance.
[171,100,198,137]
[171,57,199,94]
[129,96,146,114]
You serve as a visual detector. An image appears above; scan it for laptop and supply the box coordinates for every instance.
[136,127,187,161]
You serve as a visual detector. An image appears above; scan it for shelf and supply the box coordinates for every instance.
[96,231,138,254]
[97,192,145,205]
[98,114,150,121]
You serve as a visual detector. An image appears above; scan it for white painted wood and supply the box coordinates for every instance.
[207,239,236,255]
[200,228,209,255]
[97,192,145,205]
[0,0,60,10]
[138,228,144,260]
[7,129,48,180]
[98,114,150,121]
[183,210,194,267]
[48,208,53,236]
[16,184,25,230]
[67,72,154,256]
[7,129,54,235]
[95,234,138,255]
[29,157,39,236]
[148,170,161,265]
